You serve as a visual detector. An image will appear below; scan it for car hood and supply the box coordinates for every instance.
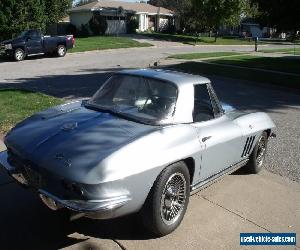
[5,102,157,181]
[1,39,13,45]
[1,37,23,45]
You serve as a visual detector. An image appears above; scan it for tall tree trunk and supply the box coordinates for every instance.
[214,30,218,42]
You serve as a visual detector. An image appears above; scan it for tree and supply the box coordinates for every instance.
[0,0,71,40]
[241,0,259,19]
[191,0,243,40]
[44,0,72,26]
[250,0,300,37]
[89,14,107,35]
[0,0,46,40]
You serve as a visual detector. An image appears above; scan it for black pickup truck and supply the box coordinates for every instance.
[0,29,75,61]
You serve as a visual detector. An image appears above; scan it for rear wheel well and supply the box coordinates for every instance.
[265,129,271,138]
[57,43,66,48]
[15,47,26,54]
[183,158,195,185]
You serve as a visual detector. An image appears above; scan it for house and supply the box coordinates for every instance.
[68,0,174,35]
[47,16,70,36]
[240,23,271,38]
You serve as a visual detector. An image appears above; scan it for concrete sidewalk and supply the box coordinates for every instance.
[114,171,300,250]
[0,135,5,152]
[0,148,299,250]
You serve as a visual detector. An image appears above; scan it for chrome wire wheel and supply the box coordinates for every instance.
[256,136,266,167]
[160,172,187,225]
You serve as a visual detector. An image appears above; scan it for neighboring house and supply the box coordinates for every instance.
[47,16,70,36]
[240,18,272,38]
[68,0,174,35]
[218,18,272,38]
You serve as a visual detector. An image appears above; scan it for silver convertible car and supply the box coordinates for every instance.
[0,69,276,236]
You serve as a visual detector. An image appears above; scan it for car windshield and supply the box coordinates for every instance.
[87,74,178,125]
[18,31,29,38]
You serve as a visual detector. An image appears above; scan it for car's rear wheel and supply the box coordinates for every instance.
[140,161,190,236]
[14,48,25,61]
[57,45,66,57]
[244,131,268,174]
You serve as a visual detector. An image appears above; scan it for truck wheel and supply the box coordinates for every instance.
[244,131,268,174]
[140,161,190,236]
[14,48,25,61]
[57,45,66,57]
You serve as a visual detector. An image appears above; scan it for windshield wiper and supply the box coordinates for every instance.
[84,103,114,113]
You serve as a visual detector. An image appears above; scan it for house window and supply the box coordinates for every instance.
[106,16,125,20]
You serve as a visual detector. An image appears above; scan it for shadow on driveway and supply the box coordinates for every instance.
[0,182,152,250]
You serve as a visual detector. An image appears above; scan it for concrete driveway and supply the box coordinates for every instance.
[0,161,299,250]
[0,42,299,249]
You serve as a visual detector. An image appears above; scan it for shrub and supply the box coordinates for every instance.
[162,24,176,34]
[78,24,90,37]
[66,23,77,36]
[89,15,107,35]
[127,17,139,34]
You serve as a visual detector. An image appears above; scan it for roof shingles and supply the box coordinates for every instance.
[70,0,173,15]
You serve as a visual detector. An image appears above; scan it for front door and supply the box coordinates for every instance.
[191,83,243,181]
[25,30,43,55]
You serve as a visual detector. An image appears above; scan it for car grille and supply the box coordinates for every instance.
[7,149,46,188]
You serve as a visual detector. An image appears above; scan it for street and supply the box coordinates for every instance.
[0,42,299,249]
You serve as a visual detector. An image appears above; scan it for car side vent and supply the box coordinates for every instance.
[241,136,255,157]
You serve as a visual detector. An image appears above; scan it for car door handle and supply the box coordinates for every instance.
[202,136,212,142]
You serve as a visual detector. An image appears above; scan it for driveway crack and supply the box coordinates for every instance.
[198,194,271,233]
[112,239,126,250]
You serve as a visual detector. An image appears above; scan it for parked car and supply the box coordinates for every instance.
[0,69,276,236]
[0,29,75,61]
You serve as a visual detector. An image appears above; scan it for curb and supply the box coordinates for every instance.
[0,134,6,152]
[68,44,157,56]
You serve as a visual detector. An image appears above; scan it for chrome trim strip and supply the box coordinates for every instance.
[190,158,249,195]
[27,53,45,57]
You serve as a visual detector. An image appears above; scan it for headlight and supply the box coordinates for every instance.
[4,44,12,49]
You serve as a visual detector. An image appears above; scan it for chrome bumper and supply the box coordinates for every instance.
[0,150,15,172]
[39,189,130,213]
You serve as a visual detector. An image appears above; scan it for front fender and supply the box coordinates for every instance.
[232,112,276,136]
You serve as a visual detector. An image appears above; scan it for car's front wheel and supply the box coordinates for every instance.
[14,48,25,61]
[141,161,190,236]
[245,131,268,174]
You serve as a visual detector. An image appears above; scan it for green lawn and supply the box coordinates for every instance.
[69,36,152,53]
[260,47,300,55]
[171,60,300,89]
[168,52,243,60]
[0,89,63,134]
[141,33,254,45]
[208,55,300,74]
